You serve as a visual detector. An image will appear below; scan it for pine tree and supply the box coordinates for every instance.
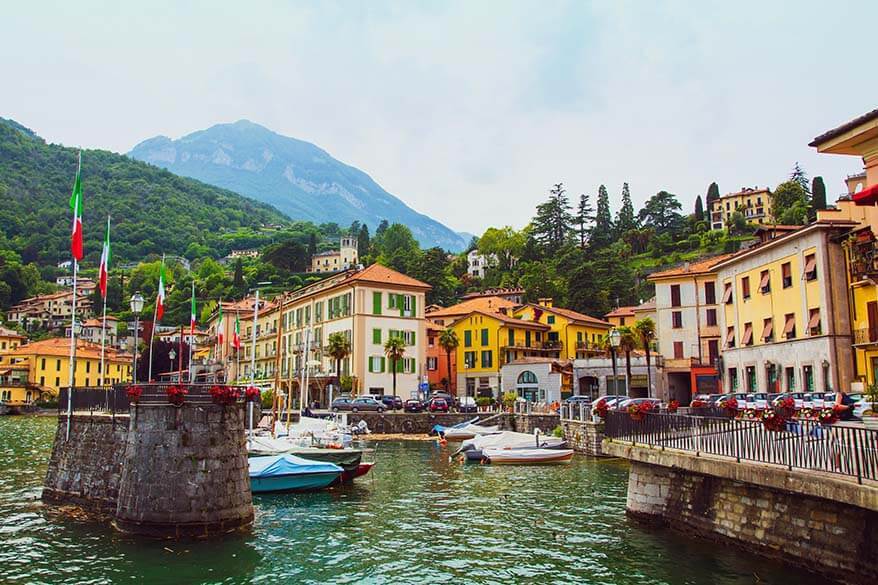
[531,183,575,254]
[694,195,704,220]
[590,184,614,249]
[576,193,594,249]
[376,220,389,237]
[811,176,827,213]
[357,223,370,256]
[615,182,636,236]
[791,162,810,194]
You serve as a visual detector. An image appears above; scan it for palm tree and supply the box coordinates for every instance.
[384,335,406,399]
[327,332,351,391]
[438,328,459,393]
[633,318,656,395]
[617,326,638,396]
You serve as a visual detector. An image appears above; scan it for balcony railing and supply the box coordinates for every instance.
[502,341,563,352]
[853,328,878,346]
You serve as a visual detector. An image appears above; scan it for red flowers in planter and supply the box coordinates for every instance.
[627,401,653,421]
[209,385,240,406]
[593,401,609,419]
[817,407,839,425]
[245,386,261,403]
[127,385,143,404]
[777,396,796,417]
[721,397,738,415]
[166,385,187,406]
[667,399,680,414]
[760,409,785,432]
[690,399,708,408]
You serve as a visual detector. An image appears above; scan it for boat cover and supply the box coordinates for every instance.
[249,454,343,478]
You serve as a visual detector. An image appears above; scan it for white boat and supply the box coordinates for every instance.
[442,424,501,441]
[482,447,574,465]
[455,430,566,460]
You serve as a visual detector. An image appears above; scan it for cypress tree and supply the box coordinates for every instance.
[811,176,827,212]
[590,185,614,249]
[694,195,704,220]
[615,182,636,236]
[308,233,317,257]
[357,223,370,256]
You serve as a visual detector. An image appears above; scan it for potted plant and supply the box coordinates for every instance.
[166,385,188,407]
[502,391,517,413]
[817,407,839,426]
[127,385,143,404]
[593,400,609,421]
[245,385,261,403]
[760,409,785,432]
[667,399,679,414]
[720,397,738,418]
[628,401,652,422]
[210,385,241,406]
[864,382,878,429]
[776,396,796,419]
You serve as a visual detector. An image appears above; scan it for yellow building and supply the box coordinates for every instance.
[603,306,636,328]
[713,221,855,394]
[810,107,878,384]
[4,338,132,400]
[0,326,26,355]
[709,187,773,231]
[309,236,359,273]
[511,299,612,360]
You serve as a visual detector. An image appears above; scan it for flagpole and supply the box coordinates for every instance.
[99,215,110,388]
[66,259,78,441]
[147,254,164,382]
[65,150,83,442]
[189,281,195,383]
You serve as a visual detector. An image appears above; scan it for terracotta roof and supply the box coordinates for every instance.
[345,263,430,290]
[80,317,119,327]
[427,296,517,318]
[523,304,611,328]
[604,306,637,318]
[647,254,735,280]
[460,287,525,300]
[8,338,132,360]
[425,319,445,331]
[450,309,549,330]
[810,108,878,147]
[0,326,25,339]
[634,298,656,312]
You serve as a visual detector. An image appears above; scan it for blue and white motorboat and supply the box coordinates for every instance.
[249,454,344,493]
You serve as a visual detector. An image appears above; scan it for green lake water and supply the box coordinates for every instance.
[0,416,828,584]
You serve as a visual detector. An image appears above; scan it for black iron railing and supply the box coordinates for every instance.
[57,383,253,414]
[604,411,878,484]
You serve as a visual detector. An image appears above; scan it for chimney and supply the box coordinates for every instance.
[538,297,553,308]
[683,261,690,272]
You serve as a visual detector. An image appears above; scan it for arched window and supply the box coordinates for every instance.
[517,371,538,384]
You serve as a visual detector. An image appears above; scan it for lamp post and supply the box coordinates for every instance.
[168,347,177,383]
[130,292,144,383]
[609,328,624,396]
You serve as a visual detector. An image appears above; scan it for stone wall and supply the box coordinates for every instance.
[608,444,878,585]
[561,419,606,456]
[342,412,560,435]
[43,414,129,513]
[510,413,559,435]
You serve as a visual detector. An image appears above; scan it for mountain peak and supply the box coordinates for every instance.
[129,123,466,251]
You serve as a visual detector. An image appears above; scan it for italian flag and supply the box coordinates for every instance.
[233,312,241,350]
[156,259,166,321]
[98,216,110,298]
[69,152,84,261]
[190,283,196,336]
[216,302,224,346]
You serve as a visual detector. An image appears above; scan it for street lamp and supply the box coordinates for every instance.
[169,347,177,382]
[130,292,145,383]
[609,328,624,396]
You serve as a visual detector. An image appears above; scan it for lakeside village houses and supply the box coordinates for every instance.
[4,109,878,409]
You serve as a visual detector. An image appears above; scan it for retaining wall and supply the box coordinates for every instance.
[561,419,606,456]
[344,412,560,435]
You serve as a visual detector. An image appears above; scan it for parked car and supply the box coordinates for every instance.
[403,399,423,413]
[617,398,662,411]
[428,392,457,409]
[713,393,747,407]
[803,392,821,409]
[428,397,450,413]
[379,395,404,410]
[594,395,625,410]
[331,396,385,413]
[457,396,478,413]
[564,395,592,405]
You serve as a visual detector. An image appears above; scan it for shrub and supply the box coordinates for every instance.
[476,396,493,407]
[552,425,563,438]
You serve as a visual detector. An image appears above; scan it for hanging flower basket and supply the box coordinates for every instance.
[777,396,796,419]
[593,401,609,419]
[245,385,261,403]
[627,402,653,422]
[209,385,240,406]
[760,409,785,432]
[127,385,143,404]
[798,407,815,421]
[166,385,188,407]
[720,397,738,417]
[667,399,679,414]
[690,399,708,409]
[817,407,839,425]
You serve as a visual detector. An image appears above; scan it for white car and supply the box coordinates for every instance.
[745,393,769,410]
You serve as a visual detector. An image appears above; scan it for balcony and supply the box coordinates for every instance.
[853,328,878,346]
[502,340,563,354]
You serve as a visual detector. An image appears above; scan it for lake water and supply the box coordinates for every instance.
[0,416,828,584]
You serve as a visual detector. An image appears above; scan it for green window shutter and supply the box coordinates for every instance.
[373,329,381,344]
[508,329,514,346]
[481,328,489,346]
[411,295,417,317]
[380,357,386,372]
[373,292,382,315]
[396,358,404,373]
[368,358,374,373]
[411,331,416,346]
[464,330,472,347]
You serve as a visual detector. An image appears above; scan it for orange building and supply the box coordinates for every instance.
[426,319,456,393]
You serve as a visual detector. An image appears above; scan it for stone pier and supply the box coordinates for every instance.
[560,419,606,456]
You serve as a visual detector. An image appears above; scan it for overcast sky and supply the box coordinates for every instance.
[3,1,876,235]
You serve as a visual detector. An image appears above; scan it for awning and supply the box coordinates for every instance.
[807,310,820,331]
[853,183,878,206]
[804,256,817,277]
[725,327,735,344]
[758,271,770,290]
[741,324,753,346]
[721,284,733,304]
[783,314,796,336]
[762,319,773,341]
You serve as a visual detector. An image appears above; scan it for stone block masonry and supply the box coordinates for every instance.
[561,420,606,456]
[43,403,254,538]
[606,442,878,584]
[344,412,560,435]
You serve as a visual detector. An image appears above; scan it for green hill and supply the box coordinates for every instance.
[0,118,290,268]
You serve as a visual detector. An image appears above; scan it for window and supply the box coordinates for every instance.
[869,301,878,343]
[706,308,717,326]
[547,315,555,324]
[741,276,751,299]
[673,341,683,359]
[759,270,770,294]
[803,365,814,392]
[746,366,756,392]
[507,329,515,346]
[804,254,817,281]
[670,284,681,307]
[86,361,91,373]
[372,329,381,344]
[517,370,538,384]
[41,358,46,370]
[808,308,821,335]
[481,350,493,368]
[741,322,753,346]
[672,311,683,329]
[786,366,796,390]
[726,326,735,348]
[783,313,796,339]
[525,330,531,347]
[315,301,323,323]
[762,318,773,342]
[464,330,472,347]
[707,340,719,363]
[427,357,437,371]
[480,328,489,346]
[704,282,716,305]
[722,283,733,304]
[56,359,61,371]
[372,292,382,315]
[464,351,477,369]
[368,356,385,373]
[729,368,738,391]
[404,330,416,345]
[781,262,792,288]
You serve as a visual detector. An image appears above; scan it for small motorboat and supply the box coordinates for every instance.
[249,454,344,493]
[442,424,501,441]
[482,447,574,465]
[352,462,375,480]
[455,430,567,461]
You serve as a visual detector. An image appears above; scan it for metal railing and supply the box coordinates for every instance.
[512,401,559,415]
[58,383,254,415]
[604,411,878,484]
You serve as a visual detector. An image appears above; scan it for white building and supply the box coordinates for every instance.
[501,358,571,403]
[310,236,359,273]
